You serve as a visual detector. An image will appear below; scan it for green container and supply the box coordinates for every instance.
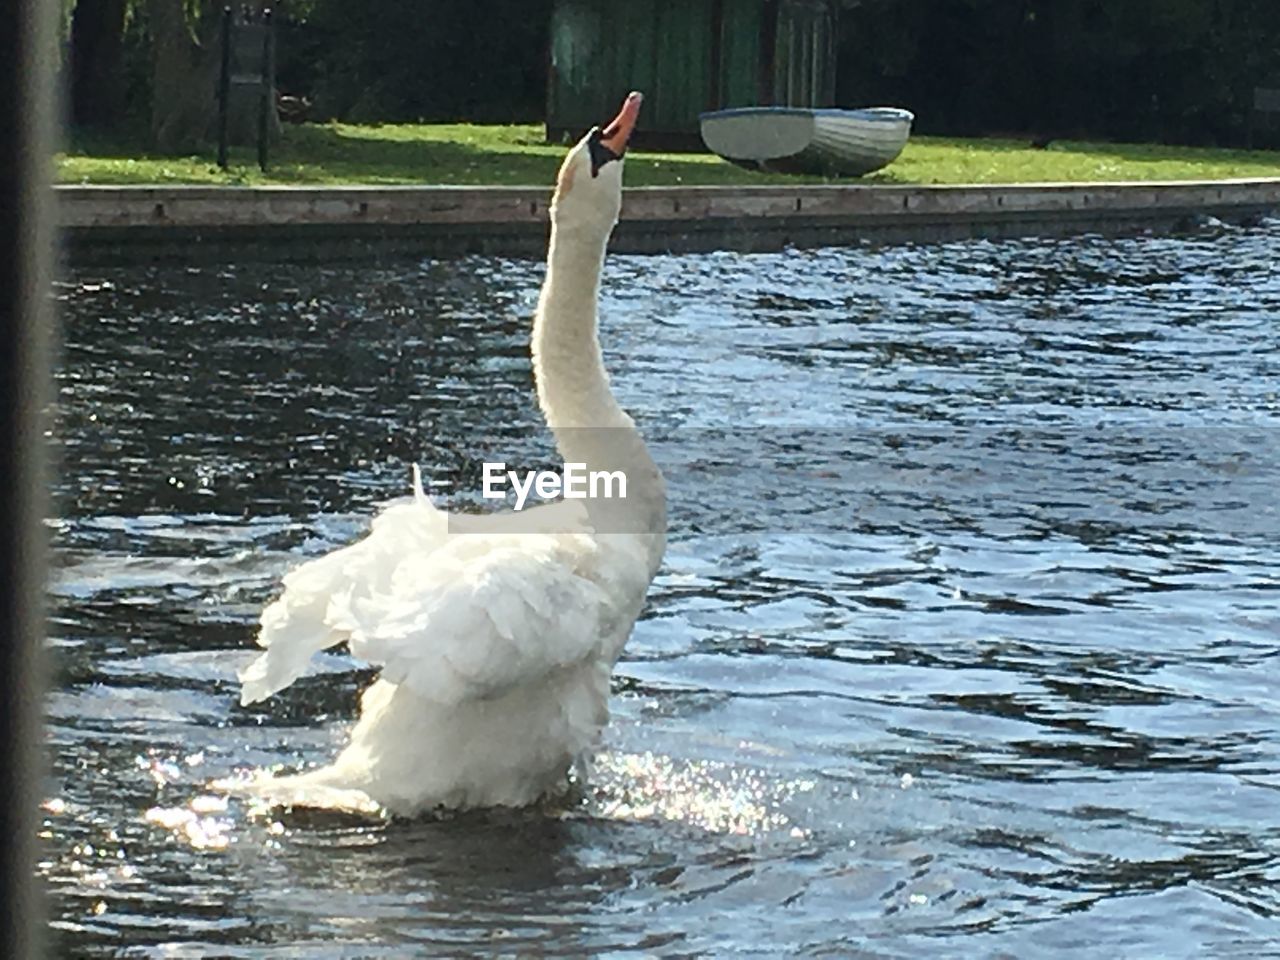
[547,0,837,144]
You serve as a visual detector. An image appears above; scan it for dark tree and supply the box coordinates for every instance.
[837,0,1280,147]
[146,0,279,152]
[69,0,129,128]
[147,0,218,150]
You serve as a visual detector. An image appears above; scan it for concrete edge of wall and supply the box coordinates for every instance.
[56,179,1280,264]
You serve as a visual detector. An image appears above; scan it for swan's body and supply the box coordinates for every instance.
[234,94,664,815]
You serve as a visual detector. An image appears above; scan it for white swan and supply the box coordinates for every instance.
[234,92,665,815]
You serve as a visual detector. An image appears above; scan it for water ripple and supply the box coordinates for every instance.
[45,224,1280,956]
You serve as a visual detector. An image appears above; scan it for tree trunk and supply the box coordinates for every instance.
[147,0,218,152]
[69,0,128,129]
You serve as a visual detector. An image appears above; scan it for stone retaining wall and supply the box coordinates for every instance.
[58,179,1280,263]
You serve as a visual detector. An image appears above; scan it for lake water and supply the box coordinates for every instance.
[44,223,1280,956]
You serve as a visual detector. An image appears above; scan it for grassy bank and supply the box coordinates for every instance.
[57,122,1280,187]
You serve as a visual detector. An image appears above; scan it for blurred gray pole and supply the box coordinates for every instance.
[0,0,55,954]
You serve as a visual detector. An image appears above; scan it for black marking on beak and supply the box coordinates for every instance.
[587,127,622,178]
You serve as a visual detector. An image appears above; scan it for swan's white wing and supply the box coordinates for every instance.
[238,469,447,705]
[239,467,608,707]
[338,532,609,704]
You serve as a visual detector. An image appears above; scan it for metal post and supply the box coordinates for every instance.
[258,8,274,173]
[217,6,232,169]
[0,0,54,955]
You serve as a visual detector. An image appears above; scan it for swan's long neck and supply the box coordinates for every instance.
[532,220,666,555]
[532,224,628,435]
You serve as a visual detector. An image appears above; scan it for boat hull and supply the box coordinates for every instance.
[699,107,914,177]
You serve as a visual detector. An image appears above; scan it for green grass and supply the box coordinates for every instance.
[56,121,1280,187]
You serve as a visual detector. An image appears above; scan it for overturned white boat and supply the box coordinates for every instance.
[699,106,914,177]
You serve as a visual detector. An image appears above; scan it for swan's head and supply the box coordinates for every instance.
[551,91,643,234]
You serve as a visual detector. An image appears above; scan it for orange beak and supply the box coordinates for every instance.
[600,92,643,156]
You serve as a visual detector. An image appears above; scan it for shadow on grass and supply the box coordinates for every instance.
[59,122,818,187]
[276,125,557,185]
[274,124,805,187]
